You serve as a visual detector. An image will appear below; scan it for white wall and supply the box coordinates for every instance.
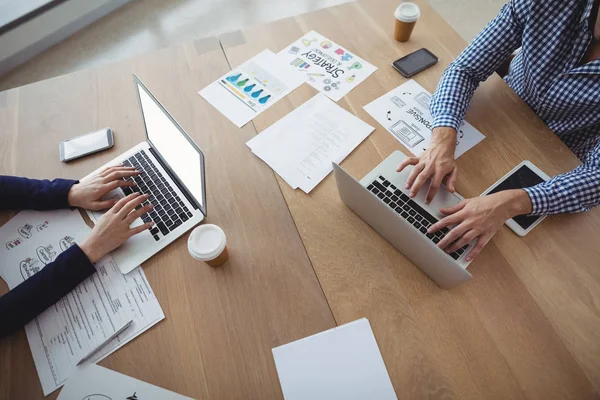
[0,0,132,76]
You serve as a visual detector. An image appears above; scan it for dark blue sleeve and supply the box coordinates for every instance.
[0,244,96,339]
[0,176,77,210]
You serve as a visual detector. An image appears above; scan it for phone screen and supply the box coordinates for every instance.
[393,49,438,77]
[488,165,545,230]
[63,129,110,160]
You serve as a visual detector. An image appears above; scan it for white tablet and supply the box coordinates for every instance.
[481,160,550,236]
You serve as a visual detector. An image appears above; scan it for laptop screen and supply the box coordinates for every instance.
[136,79,205,211]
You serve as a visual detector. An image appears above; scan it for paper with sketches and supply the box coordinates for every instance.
[272,318,397,400]
[247,93,374,193]
[0,210,164,396]
[58,364,193,400]
[363,79,485,158]
[199,49,306,127]
[278,31,377,101]
[0,209,91,288]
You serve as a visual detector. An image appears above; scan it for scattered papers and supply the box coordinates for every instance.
[279,31,377,101]
[199,49,306,127]
[0,209,91,289]
[0,209,164,395]
[272,318,397,400]
[363,80,485,158]
[58,364,193,400]
[247,93,374,193]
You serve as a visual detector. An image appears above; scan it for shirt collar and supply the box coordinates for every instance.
[580,0,596,23]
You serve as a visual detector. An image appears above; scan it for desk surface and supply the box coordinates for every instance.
[2,0,600,399]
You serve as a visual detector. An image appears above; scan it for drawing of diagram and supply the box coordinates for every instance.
[389,120,424,148]
[414,92,431,109]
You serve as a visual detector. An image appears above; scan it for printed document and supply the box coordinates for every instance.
[279,31,377,101]
[272,318,397,400]
[247,93,374,193]
[363,79,485,158]
[58,364,193,399]
[0,209,164,396]
[199,49,306,127]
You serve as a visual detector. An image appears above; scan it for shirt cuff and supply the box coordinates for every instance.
[432,114,462,131]
[62,243,96,276]
[523,185,549,216]
[54,179,79,208]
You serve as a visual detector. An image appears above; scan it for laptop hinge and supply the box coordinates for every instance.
[148,146,202,212]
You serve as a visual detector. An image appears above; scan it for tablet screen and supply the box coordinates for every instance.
[488,165,545,230]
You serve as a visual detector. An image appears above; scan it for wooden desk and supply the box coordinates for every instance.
[222,0,600,399]
[0,40,335,399]
[1,0,600,399]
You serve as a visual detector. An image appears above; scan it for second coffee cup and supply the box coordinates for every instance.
[188,224,229,267]
[394,2,421,42]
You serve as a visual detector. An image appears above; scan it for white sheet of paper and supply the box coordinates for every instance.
[199,49,306,127]
[0,210,164,396]
[247,93,374,193]
[58,364,193,400]
[0,209,92,289]
[278,31,377,101]
[363,79,485,158]
[272,318,397,400]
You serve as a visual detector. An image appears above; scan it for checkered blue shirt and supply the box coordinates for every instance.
[430,0,600,215]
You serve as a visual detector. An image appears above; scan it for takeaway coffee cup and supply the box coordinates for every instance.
[394,2,421,42]
[188,224,229,267]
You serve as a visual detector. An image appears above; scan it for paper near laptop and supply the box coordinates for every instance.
[247,93,374,193]
[0,209,164,395]
[58,364,193,399]
[199,49,306,127]
[278,31,378,101]
[363,79,485,158]
[272,318,397,400]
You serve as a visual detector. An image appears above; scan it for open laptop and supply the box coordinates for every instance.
[84,75,207,274]
[333,151,474,288]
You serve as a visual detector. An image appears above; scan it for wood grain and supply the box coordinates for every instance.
[0,42,335,399]
[221,0,600,398]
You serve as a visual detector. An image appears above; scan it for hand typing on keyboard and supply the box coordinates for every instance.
[427,190,533,261]
[79,193,154,263]
[68,165,139,210]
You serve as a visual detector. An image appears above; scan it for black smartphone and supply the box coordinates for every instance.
[392,48,438,78]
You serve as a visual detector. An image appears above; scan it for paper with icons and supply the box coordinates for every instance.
[57,364,193,400]
[278,31,377,101]
[363,79,485,158]
[199,49,307,127]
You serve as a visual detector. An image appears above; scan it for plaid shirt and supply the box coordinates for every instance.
[430,0,600,215]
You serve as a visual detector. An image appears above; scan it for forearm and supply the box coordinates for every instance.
[0,244,96,339]
[0,176,77,210]
[430,0,525,129]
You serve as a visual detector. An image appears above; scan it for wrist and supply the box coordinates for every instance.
[67,184,81,208]
[79,239,102,264]
[432,127,457,145]
[431,126,457,152]
[504,189,533,218]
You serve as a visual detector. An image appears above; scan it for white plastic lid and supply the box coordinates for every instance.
[395,3,421,23]
[188,224,227,261]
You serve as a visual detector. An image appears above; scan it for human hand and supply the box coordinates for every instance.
[78,193,154,263]
[68,165,139,210]
[396,127,458,204]
[427,189,532,261]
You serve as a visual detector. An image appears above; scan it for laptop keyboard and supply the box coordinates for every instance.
[367,175,468,261]
[120,150,193,241]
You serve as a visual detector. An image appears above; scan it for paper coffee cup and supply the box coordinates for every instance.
[394,2,421,42]
[188,224,228,267]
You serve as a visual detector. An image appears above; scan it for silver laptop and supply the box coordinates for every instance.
[333,151,474,288]
[84,75,207,274]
